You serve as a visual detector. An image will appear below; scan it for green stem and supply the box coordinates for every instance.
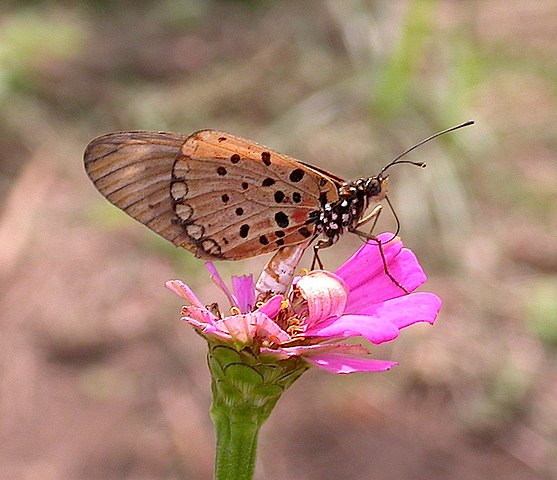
[206,343,309,479]
[211,406,262,480]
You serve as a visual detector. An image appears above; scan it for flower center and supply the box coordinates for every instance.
[272,297,309,339]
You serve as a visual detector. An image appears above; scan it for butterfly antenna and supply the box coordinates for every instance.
[378,120,474,177]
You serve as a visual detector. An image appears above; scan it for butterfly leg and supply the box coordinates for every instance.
[310,238,333,270]
[350,230,409,293]
[355,204,383,232]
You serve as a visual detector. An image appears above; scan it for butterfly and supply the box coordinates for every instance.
[84,122,473,295]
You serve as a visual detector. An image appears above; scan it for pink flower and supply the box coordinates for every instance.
[166,233,441,374]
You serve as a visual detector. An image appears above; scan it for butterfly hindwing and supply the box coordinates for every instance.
[171,129,339,259]
[84,131,198,254]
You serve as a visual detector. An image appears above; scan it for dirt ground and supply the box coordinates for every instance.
[1,1,556,479]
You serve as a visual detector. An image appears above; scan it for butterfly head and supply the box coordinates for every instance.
[363,175,389,203]
[363,156,425,206]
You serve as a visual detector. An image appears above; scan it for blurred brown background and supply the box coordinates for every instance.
[1,1,556,479]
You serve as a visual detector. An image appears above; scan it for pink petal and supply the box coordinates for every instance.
[186,321,232,342]
[218,312,291,345]
[337,240,428,310]
[219,314,260,344]
[304,314,400,344]
[304,354,398,374]
[205,263,239,308]
[354,292,441,329]
[181,307,231,341]
[255,295,283,319]
[296,271,348,323]
[260,342,370,360]
[280,342,370,356]
[181,306,218,326]
[165,280,206,309]
[335,233,402,283]
[231,274,256,313]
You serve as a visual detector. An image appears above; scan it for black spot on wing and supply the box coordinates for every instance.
[261,151,271,166]
[289,168,305,182]
[274,191,285,203]
[262,177,275,187]
[274,212,289,228]
[239,224,250,238]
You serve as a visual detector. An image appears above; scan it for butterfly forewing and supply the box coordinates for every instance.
[84,131,196,254]
[170,129,338,260]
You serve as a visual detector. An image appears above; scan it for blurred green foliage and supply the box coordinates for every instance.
[526,281,557,348]
[371,0,437,119]
[0,9,82,95]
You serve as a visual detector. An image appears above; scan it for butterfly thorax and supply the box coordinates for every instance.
[316,176,388,245]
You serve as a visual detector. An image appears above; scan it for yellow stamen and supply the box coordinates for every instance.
[286,324,305,336]
[230,306,241,315]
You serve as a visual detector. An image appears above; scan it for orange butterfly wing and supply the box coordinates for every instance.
[171,129,339,259]
[84,130,339,260]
